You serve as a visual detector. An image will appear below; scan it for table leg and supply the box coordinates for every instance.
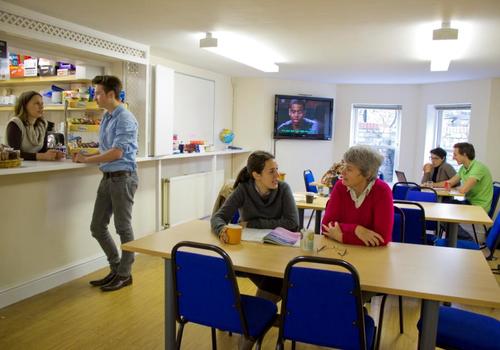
[418,299,439,350]
[447,222,458,247]
[298,208,305,230]
[165,259,176,350]
[315,210,322,234]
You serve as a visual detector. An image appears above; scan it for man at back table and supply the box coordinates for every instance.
[434,142,493,213]
[277,99,319,134]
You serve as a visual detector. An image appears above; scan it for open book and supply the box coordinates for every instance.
[242,227,301,247]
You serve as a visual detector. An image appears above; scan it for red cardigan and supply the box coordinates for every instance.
[321,179,394,246]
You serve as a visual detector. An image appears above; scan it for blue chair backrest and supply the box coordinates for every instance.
[488,182,500,218]
[280,256,368,350]
[406,188,438,203]
[486,213,500,254]
[394,201,426,245]
[392,182,420,200]
[172,242,246,334]
[304,169,318,193]
[393,206,405,243]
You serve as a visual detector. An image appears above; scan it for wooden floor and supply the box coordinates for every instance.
[1,251,499,350]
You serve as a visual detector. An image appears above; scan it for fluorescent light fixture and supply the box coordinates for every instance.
[430,22,459,71]
[200,32,279,73]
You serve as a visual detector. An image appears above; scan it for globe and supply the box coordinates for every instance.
[219,128,235,144]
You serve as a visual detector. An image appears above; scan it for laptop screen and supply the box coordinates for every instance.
[395,170,408,183]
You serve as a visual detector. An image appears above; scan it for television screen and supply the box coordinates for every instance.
[273,95,334,140]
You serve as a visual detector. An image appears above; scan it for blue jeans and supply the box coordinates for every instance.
[90,172,138,276]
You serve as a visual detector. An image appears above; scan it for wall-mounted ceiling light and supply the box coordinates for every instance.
[199,32,279,73]
[430,22,459,71]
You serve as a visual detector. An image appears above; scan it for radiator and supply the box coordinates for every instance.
[162,170,224,227]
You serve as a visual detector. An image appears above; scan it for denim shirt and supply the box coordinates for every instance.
[98,104,138,172]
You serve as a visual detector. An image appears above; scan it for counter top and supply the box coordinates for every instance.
[0,149,250,176]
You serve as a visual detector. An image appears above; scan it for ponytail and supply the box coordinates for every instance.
[233,167,251,189]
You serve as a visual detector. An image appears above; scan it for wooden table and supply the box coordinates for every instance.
[395,201,492,247]
[294,194,492,247]
[122,220,500,350]
[294,193,329,233]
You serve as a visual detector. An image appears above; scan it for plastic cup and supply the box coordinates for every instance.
[300,229,314,252]
[226,224,242,244]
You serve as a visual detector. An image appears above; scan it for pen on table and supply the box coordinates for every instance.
[316,245,326,253]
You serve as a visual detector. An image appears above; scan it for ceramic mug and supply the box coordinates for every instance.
[226,224,242,244]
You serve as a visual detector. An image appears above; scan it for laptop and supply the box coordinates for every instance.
[395,170,408,183]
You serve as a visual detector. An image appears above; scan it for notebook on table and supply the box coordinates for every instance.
[242,227,300,247]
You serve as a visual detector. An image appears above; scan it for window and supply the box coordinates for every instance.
[351,105,402,183]
[435,105,471,170]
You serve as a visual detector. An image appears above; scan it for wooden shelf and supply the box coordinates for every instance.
[68,124,100,132]
[0,105,102,112]
[0,75,91,87]
[0,106,14,112]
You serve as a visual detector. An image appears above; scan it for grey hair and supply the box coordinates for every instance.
[343,145,384,181]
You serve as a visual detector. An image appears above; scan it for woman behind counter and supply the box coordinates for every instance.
[5,91,64,161]
[322,145,393,247]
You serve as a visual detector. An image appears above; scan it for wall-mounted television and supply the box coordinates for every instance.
[273,94,334,140]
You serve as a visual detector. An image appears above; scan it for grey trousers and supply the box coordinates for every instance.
[90,172,138,277]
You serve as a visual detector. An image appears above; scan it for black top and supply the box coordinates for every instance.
[5,122,48,160]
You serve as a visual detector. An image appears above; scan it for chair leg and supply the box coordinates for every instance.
[291,340,296,350]
[176,322,186,350]
[211,327,217,350]
[472,225,479,244]
[398,296,404,334]
[375,294,388,350]
[306,210,314,229]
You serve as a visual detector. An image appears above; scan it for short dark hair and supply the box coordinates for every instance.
[454,142,475,160]
[92,75,122,100]
[430,147,447,160]
[289,99,306,110]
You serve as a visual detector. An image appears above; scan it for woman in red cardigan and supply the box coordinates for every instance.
[322,145,393,246]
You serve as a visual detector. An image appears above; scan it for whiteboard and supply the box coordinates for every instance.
[174,73,215,144]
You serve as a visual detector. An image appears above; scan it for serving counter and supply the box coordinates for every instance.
[0,149,248,308]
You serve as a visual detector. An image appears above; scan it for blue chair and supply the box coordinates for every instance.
[435,210,500,260]
[392,182,420,200]
[406,187,439,244]
[375,206,405,349]
[472,181,500,242]
[172,241,277,350]
[303,169,318,229]
[417,306,500,350]
[393,200,427,245]
[303,169,318,193]
[276,256,375,350]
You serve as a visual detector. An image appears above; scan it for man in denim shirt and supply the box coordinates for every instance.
[73,75,138,291]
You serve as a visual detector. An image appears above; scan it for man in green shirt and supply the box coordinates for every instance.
[434,142,493,240]
[435,142,493,212]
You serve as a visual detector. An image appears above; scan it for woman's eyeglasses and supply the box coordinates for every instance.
[316,244,348,257]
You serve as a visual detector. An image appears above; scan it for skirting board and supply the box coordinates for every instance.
[0,255,108,309]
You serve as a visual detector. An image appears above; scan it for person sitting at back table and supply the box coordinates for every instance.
[5,91,64,161]
[211,150,299,302]
[421,147,456,185]
[434,142,492,213]
[322,145,393,247]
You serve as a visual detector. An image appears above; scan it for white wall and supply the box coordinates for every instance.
[232,78,500,189]
[336,84,420,181]
[487,78,500,179]
[418,79,493,178]
[232,78,336,192]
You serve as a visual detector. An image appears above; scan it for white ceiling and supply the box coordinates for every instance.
[4,0,500,84]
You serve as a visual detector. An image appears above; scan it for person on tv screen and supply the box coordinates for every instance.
[277,99,319,135]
